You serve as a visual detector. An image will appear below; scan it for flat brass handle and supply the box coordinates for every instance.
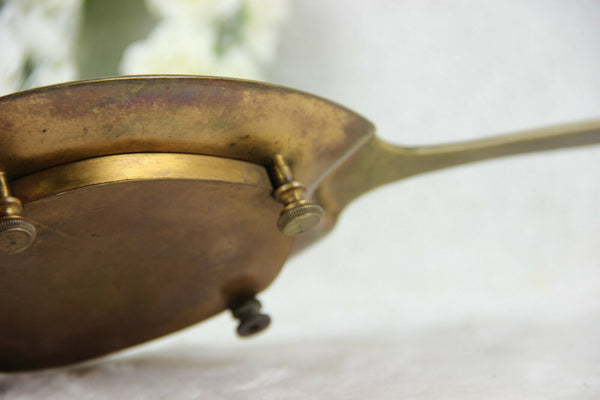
[299,119,600,250]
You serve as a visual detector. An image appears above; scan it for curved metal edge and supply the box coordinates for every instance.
[0,75,375,197]
[11,152,273,204]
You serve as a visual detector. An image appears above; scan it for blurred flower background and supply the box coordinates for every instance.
[0,0,289,95]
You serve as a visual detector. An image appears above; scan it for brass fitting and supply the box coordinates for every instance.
[230,296,271,337]
[0,173,36,255]
[270,155,323,235]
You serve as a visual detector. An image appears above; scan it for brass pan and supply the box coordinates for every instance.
[0,76,599,371]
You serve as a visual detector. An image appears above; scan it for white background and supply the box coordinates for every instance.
[3,1,600,398]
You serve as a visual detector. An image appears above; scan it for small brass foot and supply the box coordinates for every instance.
[230,296,271,337]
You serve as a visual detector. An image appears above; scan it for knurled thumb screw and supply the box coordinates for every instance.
[270,155,323,235]
[0,172,36,255]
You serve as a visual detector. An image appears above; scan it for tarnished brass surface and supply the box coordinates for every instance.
[270,155,324,235]
[0,172,24,217]
[11,152,272,203]
[0,76,375,189]
[0,217,36,255]
[0,153,293,371]
[296,119,600,251]
[0,172,37,254]
[0,76,599,371]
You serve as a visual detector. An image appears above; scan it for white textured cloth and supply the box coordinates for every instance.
[2,1,600,398]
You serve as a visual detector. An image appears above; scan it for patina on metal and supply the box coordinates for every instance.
[0,76,599,371]
[0,76,374,188]
[0,152,292,371]
[0,172,37,255]
[270,154,324,235]
[297,120,600,251]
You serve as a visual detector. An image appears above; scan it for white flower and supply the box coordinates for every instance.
[241,0,289,63]
[0,0,82,94]
[141,0,289,69]
[122,0,289,79]
[119,19,261,80]
[22,59,79,91]
[0,0,290,95]
[145,0,240,22]
[5,0,82,61]
[0,5,27,94]
[214,46,261,79]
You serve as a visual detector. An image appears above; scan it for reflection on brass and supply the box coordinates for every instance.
[0,172,36,254]
[11,152,273,203]
[270,154,324,235]
[0,76,599,371]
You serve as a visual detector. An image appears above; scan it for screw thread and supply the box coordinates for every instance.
[269,155,323,235]
[0,173,10,198]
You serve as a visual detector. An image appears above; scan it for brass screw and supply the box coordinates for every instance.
[270,155,323,235]
[0,173,36,255]
[230,297,271,337]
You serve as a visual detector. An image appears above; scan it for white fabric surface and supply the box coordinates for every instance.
[2,1,600,398]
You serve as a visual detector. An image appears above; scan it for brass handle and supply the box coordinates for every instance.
[295,119,600,252]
